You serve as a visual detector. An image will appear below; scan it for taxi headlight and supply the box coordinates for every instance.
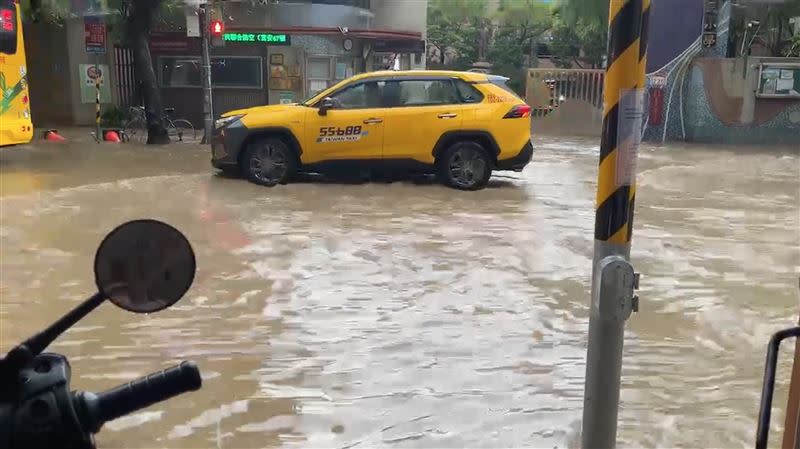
[215,115,244,130]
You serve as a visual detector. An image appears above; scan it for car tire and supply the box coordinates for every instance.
[242,137,297,187]
[437,141,492,191]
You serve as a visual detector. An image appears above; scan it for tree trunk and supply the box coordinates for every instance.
[126,0,169,145]
[477,21,489,62]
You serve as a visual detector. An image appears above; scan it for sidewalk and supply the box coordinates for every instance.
[35,125,109,144]
[34,125,204,145]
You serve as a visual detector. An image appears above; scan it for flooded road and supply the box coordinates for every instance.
[1,135,798,448]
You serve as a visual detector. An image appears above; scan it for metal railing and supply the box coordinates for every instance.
[526,68,606,117]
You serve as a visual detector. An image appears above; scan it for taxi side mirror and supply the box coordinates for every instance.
[318,97,336,116]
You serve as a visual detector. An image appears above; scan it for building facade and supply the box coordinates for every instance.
[149,0,428,126]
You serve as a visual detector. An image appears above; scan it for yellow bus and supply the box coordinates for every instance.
[0,0,32,147]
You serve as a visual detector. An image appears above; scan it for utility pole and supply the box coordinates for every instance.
[199,2,214,144]
[580,0,649,448]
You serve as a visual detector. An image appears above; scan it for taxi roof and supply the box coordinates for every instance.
[349,70,491,82]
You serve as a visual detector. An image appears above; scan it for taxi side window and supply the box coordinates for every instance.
[330,81,384,109]
[392,80,460,107]
[454,80,484,104]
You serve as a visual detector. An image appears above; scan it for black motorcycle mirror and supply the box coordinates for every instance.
[6,219,195,361]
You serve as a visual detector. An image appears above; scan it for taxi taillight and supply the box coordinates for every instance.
[503,104,532,119]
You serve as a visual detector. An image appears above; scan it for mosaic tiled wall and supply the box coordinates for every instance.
[642,1,800,144]
[683,64,800,144]
[642,42,701,143]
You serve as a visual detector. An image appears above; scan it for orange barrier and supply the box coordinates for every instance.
[103,130,121,142]
[42,129,66,142]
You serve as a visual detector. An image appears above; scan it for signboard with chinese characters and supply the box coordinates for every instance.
[223,33,291,45]
[79,64,112,103]
[84,16,106,54]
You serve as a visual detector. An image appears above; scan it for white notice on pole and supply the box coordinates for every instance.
[186,12,200,37]
[615,88,645,187]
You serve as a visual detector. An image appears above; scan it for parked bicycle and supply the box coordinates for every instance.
[123,105,196,143]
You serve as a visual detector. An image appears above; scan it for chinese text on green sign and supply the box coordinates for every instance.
[223,33,291,45]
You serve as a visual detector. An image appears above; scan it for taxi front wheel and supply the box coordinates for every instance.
[242,137,298,187]
[438,141,492,191]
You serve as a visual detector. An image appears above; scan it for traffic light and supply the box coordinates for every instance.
[210,20,224,37]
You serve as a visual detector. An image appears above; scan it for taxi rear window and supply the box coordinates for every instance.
[454,80,484,104]
[488,75,522,100]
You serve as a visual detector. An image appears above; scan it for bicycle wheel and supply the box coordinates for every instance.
[123,117,147,144]
[168,119,196,143]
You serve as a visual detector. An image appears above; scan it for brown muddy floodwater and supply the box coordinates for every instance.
[0,134,798,448]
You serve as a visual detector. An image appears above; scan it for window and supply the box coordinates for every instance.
[161,57,201,87]
[371,54,411,71]
[307,56,355,97]
[307,57,332,97]
[159,56,263,89]
[330,81,385,109]
[390,80,459,107]
[211,58,263,88]
[454,80,484,104]
[488,75,523,100]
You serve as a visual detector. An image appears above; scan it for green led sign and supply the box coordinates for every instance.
[223,32,291,45]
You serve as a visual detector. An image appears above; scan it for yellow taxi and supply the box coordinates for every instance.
[211,70,533,190]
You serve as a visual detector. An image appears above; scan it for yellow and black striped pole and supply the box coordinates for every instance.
[95,63,101,142]
[582,0,648,447]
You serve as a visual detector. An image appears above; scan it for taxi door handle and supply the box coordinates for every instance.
[438,113,457,119]
[363,118,383,124]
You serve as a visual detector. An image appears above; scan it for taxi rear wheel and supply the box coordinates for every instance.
[438,141,492,191]
[242,138,297,187]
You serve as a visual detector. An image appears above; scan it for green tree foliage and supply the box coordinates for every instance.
[729,1,800,57]
[555,0,608,29]
[427,0,488,66]
[786,33,800,57]
[427,0,478,66]
[550,0,608,68]
[428,0,552,91]
[489,0,552,92]
[548,16,580,68]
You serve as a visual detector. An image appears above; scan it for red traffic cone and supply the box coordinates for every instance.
[43,129,66,142]
[103,130,121,143]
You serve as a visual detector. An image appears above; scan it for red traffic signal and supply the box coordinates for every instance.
[210,20,224,37]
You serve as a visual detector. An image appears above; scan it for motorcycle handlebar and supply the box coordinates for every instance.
[77,361,202,433]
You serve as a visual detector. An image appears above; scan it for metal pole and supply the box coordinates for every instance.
[780,280,800,449]
[199,3,214,144]
[581,0,648,447]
